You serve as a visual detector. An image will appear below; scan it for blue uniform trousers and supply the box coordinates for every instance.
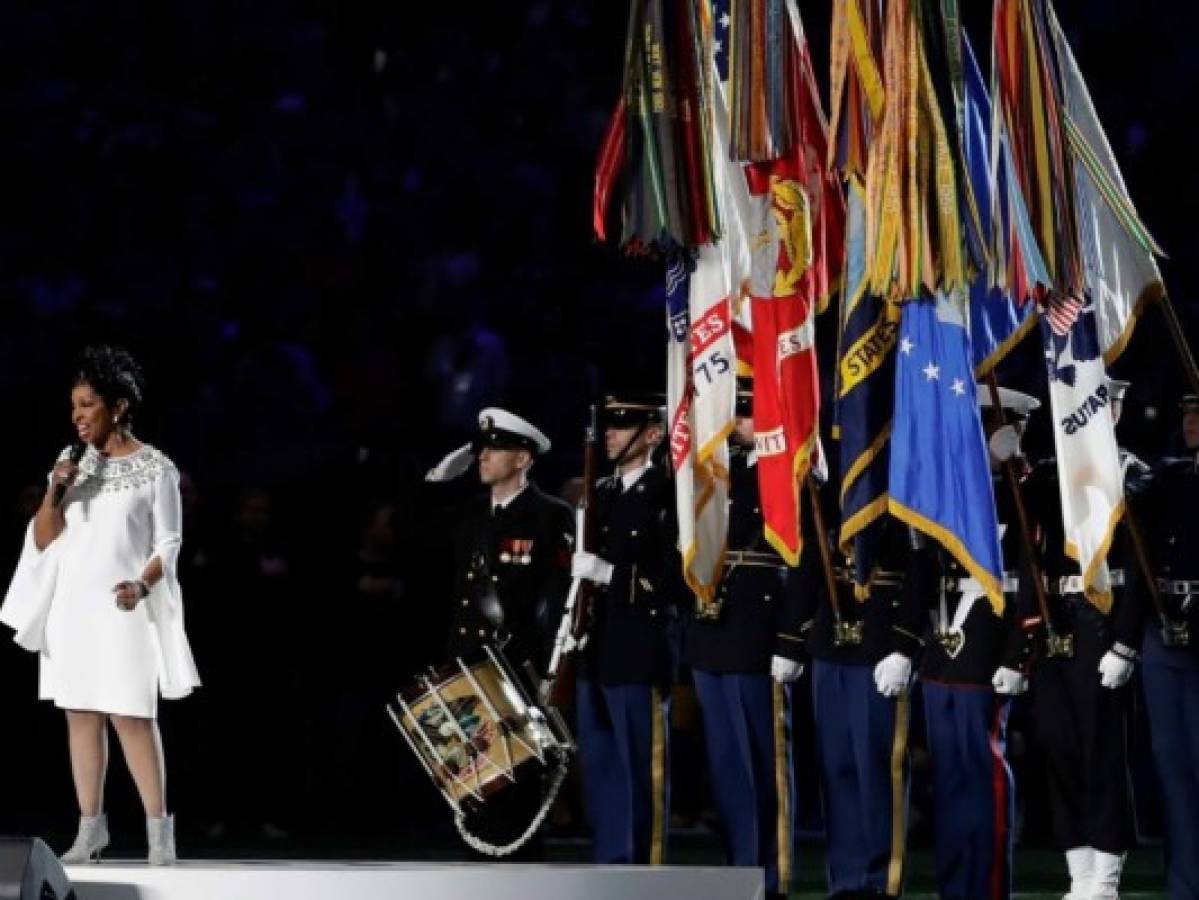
[812,659,910,897]
[923,682,1013,900]
[693,670,795,896]
[1143,663,1199,899]
[576,680,671,864]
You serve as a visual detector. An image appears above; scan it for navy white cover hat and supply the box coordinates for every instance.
[476,407,551,455]
[426,408,550,482]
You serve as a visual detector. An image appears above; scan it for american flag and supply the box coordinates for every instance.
[713,0,730,84]
[1042,290,1084,336]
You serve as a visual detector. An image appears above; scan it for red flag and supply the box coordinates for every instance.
[745,16,844,564]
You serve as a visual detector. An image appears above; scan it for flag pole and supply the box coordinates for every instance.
[1156,295,1199,397]
[983,372,1067,657]
[806,475,859,645]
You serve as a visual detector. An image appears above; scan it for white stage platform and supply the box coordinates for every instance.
[65,860,764,900]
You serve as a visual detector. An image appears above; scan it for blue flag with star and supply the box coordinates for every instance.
[889,290,1005,611]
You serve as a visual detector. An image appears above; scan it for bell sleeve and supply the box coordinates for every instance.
[143,463,201,698]
[0,520,63,653]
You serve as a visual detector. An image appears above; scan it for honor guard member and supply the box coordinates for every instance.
[570,393,685,865]
[682,381,811,900]
[1134,393,1199,899]
[426,408,573,856]
[800,489,939,899]
[1020,385,1144,900]
[919,386,1041,900]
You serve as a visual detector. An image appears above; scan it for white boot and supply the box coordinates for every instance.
[1063,846,1095,900]
[147,814,177,866]
[60,813,110,864]
[1089,850,1125,899]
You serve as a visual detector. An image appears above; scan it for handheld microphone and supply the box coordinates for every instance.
[52,441,88,507]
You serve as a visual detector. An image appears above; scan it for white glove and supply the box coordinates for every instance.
[771,656,804,684]
[991,666,1028,695]
[1098,644,1136,689]
[571,551,613,586]
[425,443,475,482]
[873,653,912,698]
[988,425,1021,463]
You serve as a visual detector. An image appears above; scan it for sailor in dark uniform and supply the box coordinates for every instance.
[570,393,685,864]
[801,491,938,899]
[682,381,810,900]
[426,407,574,856]
[1135,392,1199,899]
[919,386,1040,900]
[1020,381,1144,900]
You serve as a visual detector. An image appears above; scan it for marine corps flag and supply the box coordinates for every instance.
[744,3,843,564]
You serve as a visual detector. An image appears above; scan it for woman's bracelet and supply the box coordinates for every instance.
[134,579,151,599]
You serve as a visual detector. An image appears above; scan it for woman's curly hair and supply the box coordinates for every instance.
[74,346,146,425]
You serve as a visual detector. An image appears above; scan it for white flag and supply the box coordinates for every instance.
[666,76,750,612]
[1042,298,1124,612]
[1052,9,1165,364]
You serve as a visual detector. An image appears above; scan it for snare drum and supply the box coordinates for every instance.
[388,645,572,812]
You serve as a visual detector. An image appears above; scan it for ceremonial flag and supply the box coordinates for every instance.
[959,32,1037,376]
[596,0,719,253]
[889,290,1005,610]
[827,0,894,594]
[744,3,842,564]
[990,2,1127,610]
[828,0,883,180]
[989,0,1083,301]
[861,0,984,302]
[1048,7,1165,364]
[835,179,899,595]
[667,59,752,611]
[1041,300,1124,611]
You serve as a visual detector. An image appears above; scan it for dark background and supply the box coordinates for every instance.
[0,0,1193,863]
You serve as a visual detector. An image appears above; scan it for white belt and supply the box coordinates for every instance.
[1057,575,1086,595]
[1158,578,1199,595]
[943,574,1020,594]
[1057,570,1125,595]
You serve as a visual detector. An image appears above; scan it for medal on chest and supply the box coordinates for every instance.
[497,538,534,566]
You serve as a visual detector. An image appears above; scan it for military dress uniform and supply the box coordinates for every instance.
[919,474,1037,900]
[430,408,574,858]
[1023,457,1144,864]
[683,447,812,899]
[576,457,685,865]
[1135,444,1199,899]
[447,482,573,673]
[802,509,938,899]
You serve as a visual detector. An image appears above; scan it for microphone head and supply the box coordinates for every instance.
[69,440,88,464]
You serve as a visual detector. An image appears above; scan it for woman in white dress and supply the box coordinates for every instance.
[0,346,200,865]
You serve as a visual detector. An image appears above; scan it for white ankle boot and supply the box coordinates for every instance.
[1064,846,1095,900]
[147,814,177,865]
[1089,850,1125,899]
[61,813,110,864]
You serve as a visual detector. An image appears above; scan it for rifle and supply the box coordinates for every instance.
[543,406,600,707]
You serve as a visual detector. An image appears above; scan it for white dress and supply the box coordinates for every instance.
[0,444,201,718]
